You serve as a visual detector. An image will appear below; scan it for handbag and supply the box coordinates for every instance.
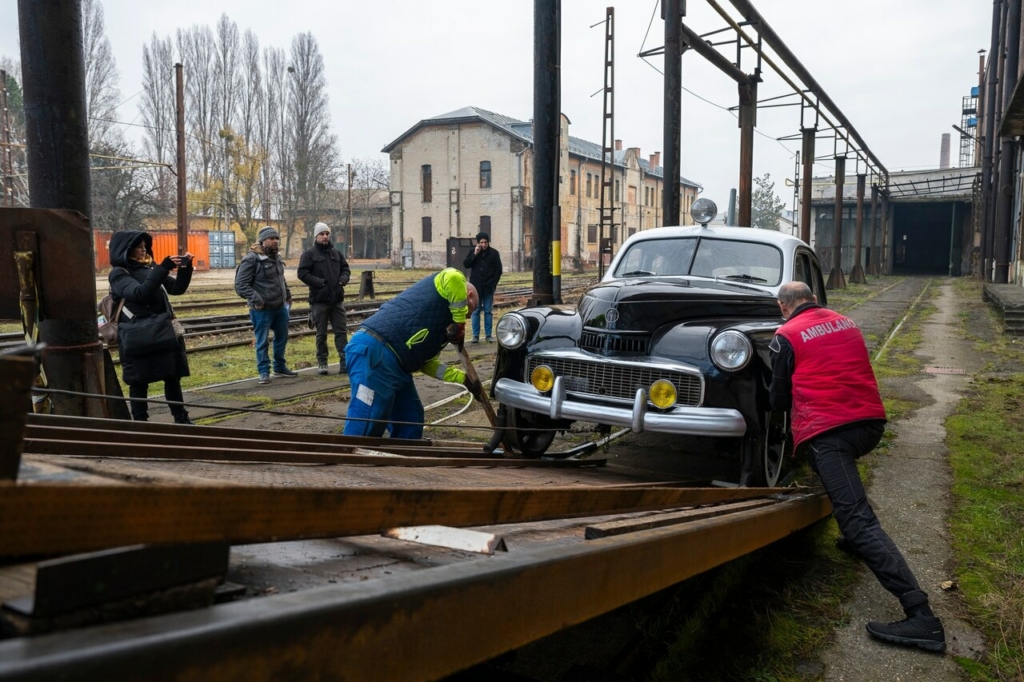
[98,295,126,345]
[118,312,179,359]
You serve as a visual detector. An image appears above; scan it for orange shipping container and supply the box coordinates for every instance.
[94,230,211,272]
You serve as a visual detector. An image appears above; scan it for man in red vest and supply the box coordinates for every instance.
[769,281,945,653]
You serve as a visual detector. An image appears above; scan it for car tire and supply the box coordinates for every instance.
[739,412,792,487]
[507,408,558,458]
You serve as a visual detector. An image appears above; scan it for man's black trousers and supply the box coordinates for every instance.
[805,420,923,600]
[312,301,348,364]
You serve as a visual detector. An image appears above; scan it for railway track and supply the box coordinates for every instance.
[0,410,829,681]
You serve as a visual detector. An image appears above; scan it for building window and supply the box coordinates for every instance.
[586,173,592,198]
[479,161,491,189]
[422,216,432,242]
[421,165,432,202]
[587,224,598,243]
[628,227,637,237]
[628,185,637,205]
[615,179,620,202]
[480,215,491,232]
[570,170,576,195]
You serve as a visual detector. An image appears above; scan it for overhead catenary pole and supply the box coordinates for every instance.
[826,156,846,290]
[662,0,682,226]
[994,0,1020,283]
[347,163,354,256]
[175,63,187,255]
[799,127,815,244]
[597,7,615,280]
[737,79,756,226]
[18,0,107,417]
[531,0,560,305]
[849,173,866,283]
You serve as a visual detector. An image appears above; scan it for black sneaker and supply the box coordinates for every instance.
[258,373,270,384]
[866,613,946,652]
[173,414,195,425]
[318,362,328,375]
[273,367,298,377]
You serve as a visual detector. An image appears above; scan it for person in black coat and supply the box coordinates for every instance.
[297,222,351,374]
[108,230,194,423]
[463,231,502,343]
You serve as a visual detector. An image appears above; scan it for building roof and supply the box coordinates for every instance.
[382,105,702,189]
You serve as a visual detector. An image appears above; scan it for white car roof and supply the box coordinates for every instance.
[620,224,807,250]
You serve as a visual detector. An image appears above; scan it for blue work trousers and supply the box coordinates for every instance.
[342,331,424,440]
[249,306,291,375]
[471,290,494,340]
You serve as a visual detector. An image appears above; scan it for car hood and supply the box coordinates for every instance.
[579,278,780,333]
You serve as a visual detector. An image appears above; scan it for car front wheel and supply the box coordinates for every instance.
[507,408,558,458]
[740,412,792,487]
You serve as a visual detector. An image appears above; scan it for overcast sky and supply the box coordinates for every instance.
[1,0,991,217]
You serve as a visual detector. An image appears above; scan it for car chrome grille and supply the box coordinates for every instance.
[527,356,702,407]
[579,331,651,354]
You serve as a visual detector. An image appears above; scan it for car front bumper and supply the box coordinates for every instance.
[494,376,748,437]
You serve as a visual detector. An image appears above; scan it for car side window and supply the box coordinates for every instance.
[810,260,827,305]
[793,252,809,286]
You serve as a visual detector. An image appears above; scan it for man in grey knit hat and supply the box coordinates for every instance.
[235,225,296,384]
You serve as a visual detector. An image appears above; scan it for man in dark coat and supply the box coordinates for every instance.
[297,222,351,374]
[108,230,194,423]
[235,225,295,384]
[463,231,502,343]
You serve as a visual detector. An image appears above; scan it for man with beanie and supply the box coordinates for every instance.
[235,225,296,384]
[463,231,502,343]
[769,281,945,653]
[298,222,351,374]
[343,268,481,440]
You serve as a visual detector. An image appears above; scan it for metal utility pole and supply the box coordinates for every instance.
[175,64,187,255]
[18,0,107,417]
[0,69,14,207]
[597,7,615,279]
[869,183,879,275]
[799,128,815,244]
[849,173,866,283]
[737,80,756,226]
[981,0,1002,277]
[994,0,1020,283]
[531,0,560,305]
[347,163,354,256]
[826,156,846,289]
[662,0,682,226]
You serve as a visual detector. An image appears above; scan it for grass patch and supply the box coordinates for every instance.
[945,284,1024,680]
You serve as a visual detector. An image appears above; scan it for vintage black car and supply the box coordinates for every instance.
[491,199,829,486]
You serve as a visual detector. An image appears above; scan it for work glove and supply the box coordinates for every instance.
[463,374,483,400]
[159,256,177,270]
[446,322,466,346]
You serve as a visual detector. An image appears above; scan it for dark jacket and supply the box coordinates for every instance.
[108,230,192,386]
[463,246,502,296]
[297,243,351,304]
[234,243,291,310]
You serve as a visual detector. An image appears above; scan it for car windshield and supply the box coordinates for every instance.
[612,237,783,285]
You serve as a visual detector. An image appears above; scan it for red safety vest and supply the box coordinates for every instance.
[776,307,886,447]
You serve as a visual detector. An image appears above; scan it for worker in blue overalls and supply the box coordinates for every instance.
[343,268,481,440]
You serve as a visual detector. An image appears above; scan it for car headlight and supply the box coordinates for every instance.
[496,313,528,349]
[649,379,677,409]
[531,365,555,392]
[710,330,752,371]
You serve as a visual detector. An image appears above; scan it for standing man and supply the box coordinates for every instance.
[343,268,480,440]
[235,226,296,385]
[769,281,945,653]
[298,222,351,375]
[463,231,502,343]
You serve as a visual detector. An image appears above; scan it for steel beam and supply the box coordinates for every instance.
[737,80,757,227]
[849,174,866,283]
[826,156,847,289]
[662,0,682,226]
[869,184,880,275]
[994,0,1021,283]
[0,494,830,682]
[0,483,793,558]
[800,128,815,244]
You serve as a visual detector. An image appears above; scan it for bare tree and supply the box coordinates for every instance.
[82,0,121,146]
[351,158,391,258]
[177,25,219,199]
[257,46,285,231]
[0,60,29,206]
[90,140,160,233]
[139,33,175,211]
[286,32,340,254]
[213,14,241,230]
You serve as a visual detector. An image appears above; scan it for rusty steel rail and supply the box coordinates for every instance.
[0,491,829,681]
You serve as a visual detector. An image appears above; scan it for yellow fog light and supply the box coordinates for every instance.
[649,379,677,409]
[531,365,555,393]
